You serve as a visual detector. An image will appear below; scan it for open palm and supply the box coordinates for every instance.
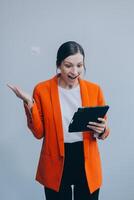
[7,84,32,103]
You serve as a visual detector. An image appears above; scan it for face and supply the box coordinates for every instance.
[58,53,84,88]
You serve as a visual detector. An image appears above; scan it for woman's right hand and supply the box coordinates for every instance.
[7,84,33,104]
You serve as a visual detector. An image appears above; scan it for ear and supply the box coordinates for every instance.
[57,65,60,69]
[56,67,61,73]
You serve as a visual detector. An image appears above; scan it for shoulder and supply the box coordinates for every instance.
[33,78,52,95]
[82,79,101,90]
[82,79,105,104]
[81,79,104,96]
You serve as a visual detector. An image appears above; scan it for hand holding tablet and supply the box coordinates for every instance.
[68,105,109,132]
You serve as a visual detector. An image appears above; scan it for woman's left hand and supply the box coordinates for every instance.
[87,118,108,140]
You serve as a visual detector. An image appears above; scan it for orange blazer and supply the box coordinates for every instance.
[24,75,109,193]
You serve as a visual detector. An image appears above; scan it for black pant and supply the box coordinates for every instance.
[44,142,99,200]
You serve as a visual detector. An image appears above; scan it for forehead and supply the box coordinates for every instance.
[63,53,83,63]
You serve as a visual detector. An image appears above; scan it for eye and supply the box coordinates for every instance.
[77,64,83,68]
[64,64,72,68]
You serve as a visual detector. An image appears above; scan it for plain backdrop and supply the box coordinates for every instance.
[1,0,134,199]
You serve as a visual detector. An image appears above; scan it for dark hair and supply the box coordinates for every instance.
[56,41,85,68]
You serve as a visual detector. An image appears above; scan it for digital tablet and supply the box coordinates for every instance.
[68,105,109,132]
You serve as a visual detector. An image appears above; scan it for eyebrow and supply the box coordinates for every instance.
[64,61,83,64]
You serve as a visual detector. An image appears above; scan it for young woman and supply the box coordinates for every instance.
[8,41,110,200]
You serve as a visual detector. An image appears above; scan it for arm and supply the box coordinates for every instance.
[87,86,110,140]
[7,83,44,139]
[23,86,44,139]
[97,86,110,139]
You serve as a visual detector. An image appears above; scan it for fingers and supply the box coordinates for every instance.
[7,84,18,95]
[87,124,105,133]
[7,83,32,102]
[88,118,106,126]
[7,84,15,91]
[98,132,108,140]
[97,118,106,123]
[88,121,105,128]
[86,118,109,140]
[7,84,20,93]
[7,83,23,99]
[87,118,106,133]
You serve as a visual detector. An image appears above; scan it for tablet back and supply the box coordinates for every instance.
[68,105,109,132]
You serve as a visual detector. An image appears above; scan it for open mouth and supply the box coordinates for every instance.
[68,75,79,80]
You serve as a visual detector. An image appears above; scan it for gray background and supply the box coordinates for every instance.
[1,0,134,199]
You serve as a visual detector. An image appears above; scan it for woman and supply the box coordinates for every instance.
[8,41,110,200]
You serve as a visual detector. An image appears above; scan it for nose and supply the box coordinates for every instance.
[71,66,78,75]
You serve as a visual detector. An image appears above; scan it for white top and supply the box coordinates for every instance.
[58,84,83,143]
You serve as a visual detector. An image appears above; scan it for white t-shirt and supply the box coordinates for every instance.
[58,84,83,143]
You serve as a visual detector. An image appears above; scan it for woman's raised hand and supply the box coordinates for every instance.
[7,84,33,104]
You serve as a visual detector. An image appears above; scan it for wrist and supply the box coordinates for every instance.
[24,98,33,104]
[23,99,34,111]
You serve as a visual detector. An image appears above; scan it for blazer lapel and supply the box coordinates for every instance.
[79,78,94,159]
[50,75,64,157]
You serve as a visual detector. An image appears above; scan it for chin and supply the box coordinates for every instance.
[69,80,78,86]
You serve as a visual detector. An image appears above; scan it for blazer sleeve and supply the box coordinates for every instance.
[23,86,44,139]
[97,86,110,137]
